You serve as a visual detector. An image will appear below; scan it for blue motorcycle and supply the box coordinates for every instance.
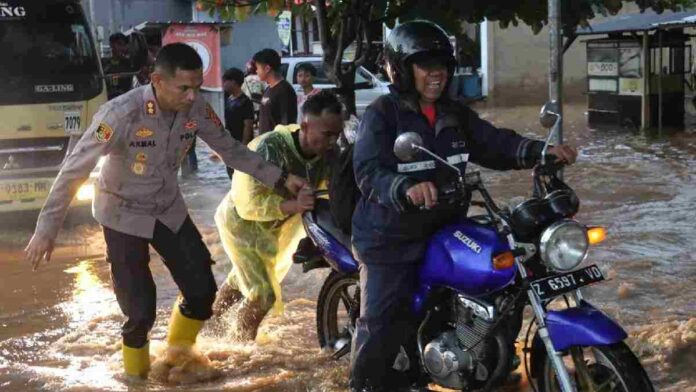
[294,104,654,392]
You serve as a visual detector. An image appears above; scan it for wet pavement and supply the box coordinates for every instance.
[0,102,694,391]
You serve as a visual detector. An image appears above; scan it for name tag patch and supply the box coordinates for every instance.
[129,140,156,148]
[397,160,436,173]
[447,153,469,165]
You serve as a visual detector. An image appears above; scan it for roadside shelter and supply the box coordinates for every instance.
[576,10,696,131]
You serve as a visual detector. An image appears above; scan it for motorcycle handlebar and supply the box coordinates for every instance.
[538,154,566,175]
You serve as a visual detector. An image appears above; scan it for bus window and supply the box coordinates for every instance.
[0,2,102,105]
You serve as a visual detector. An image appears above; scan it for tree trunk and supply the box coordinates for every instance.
[336,75,357,116]
[301,15,310,54]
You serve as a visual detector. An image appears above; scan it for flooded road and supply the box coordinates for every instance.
[0,103,694,391]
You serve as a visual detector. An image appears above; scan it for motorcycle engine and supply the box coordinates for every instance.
[423,331,474,390]
[423,295,497,389]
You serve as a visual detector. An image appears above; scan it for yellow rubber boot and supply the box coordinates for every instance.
[167,303,204,347]
[122,342,150,378]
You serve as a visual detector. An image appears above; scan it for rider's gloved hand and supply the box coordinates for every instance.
[406,182,438,210]
[547,145,578,165]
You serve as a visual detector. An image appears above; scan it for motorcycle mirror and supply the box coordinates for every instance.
[539,100,560,129]
[394,132,463,177]
[539,100,562,166]
[393,132,424,162]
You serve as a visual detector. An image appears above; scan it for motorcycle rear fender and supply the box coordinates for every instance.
[545,301,627,352]
[304,220,359,274]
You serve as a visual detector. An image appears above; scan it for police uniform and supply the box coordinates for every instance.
[350,88,544,389]
[34,85,282,355]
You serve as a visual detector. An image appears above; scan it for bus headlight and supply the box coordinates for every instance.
[539,220,589,272]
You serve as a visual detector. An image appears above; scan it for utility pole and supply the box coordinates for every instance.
[549,0,563,146]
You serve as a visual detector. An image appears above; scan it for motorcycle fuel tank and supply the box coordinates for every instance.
[420,219,516,297]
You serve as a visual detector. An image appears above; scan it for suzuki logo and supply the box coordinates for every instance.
[454,231,482,254]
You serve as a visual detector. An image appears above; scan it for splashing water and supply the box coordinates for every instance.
[0,103,694,391]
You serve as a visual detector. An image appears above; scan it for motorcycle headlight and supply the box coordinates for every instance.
[539,220,589,272]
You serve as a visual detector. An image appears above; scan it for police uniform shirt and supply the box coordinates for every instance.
[35,85,281,240]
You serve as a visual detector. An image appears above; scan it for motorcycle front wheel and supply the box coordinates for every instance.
[316,270,360,360]
[536,342,654,392]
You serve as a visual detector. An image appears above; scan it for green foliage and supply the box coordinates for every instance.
[198,0,695,33]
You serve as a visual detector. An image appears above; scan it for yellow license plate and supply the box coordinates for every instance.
[0,180,52,202]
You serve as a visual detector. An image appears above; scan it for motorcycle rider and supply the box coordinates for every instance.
[350,20,577,391]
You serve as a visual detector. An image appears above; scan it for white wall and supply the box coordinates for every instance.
[484,3,642,104]
[192,7,282,72]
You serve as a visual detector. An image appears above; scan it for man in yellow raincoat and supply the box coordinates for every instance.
[212,90,343,340]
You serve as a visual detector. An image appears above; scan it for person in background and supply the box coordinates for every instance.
[104,33,133,100]
[242,59,266,104]
[242,59,266,128]
[132,52,155,89]
[253,48,297,134]
[295,62,321,123]
[222,67,255,178]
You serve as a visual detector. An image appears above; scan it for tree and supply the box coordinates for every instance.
[196,0,695,113]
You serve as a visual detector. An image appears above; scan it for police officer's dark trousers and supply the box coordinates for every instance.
[103,216,217,348]
[350,259,420,390]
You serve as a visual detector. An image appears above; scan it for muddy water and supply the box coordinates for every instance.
[0,103,694,391]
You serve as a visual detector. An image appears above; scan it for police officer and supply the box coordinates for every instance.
[350,21,577,391]
[25,43,306,379]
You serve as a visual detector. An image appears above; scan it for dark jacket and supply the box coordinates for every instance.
[351,87,544,264]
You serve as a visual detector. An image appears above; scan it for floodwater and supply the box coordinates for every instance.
[0,103,694,391]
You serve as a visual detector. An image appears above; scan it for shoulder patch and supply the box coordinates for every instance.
[145,100,156,116]
[205,104,222,128]
[95,123,114,143]
[135,128,153,138]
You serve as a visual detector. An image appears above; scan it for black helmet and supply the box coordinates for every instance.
[384,20,455,91]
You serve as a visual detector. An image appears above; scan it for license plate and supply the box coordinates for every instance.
[64,111,82,135]
[530,264,605,300]
[0,180,52,202]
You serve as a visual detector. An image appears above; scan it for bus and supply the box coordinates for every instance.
[0,1,107,213]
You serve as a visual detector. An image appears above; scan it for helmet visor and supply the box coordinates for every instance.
[409,51,454,71]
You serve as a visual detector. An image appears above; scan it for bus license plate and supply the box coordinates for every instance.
[0,180,52,202]
[530,265,605,301]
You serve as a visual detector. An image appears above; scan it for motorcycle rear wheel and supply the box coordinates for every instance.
[316,270,360,360]
[536,342,654,392]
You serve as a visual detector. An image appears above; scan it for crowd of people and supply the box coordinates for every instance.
[26,21,576,392]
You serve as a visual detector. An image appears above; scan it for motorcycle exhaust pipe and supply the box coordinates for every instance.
[482,331,511,392]
[416,310,432,361]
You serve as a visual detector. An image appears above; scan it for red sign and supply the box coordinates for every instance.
[163,25,222,90]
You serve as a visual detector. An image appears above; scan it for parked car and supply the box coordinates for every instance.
[280,56,390,116]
